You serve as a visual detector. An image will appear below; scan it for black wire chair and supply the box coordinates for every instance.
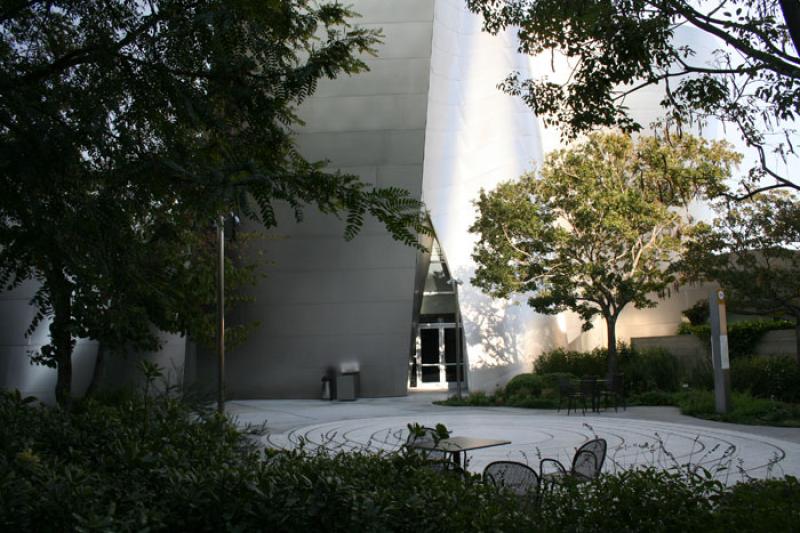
[483,461,541,499]
[540,438,607,487]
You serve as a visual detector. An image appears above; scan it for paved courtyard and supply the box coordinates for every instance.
[226,392,800,484]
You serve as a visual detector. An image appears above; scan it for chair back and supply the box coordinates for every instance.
[406,426,448,461]
[558,376,574,396]
[571,438,607,480]
[580,376,597,397]
[483,461,540,496]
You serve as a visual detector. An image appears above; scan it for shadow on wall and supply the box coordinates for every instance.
[454,266,560,391]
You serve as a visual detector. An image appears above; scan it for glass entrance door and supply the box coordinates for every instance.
[415,324,465,388]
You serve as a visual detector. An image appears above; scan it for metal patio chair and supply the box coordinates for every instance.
[540,438,607,487]
[483,461,541,499]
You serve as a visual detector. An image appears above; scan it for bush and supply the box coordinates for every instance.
[731,356,800,403]
[682,299,709,326]
[504,373,544,398]
[630,390,679,406]
[715,477,800,531]
[2,390,800,530]
[534,345,685,394]
[622,347,682,393]
[676,389,800,427]
[533,347,607,377]
[539,468,719,531]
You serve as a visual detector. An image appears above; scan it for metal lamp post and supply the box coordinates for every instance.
[215,213,240,414]
[216,215,225,414]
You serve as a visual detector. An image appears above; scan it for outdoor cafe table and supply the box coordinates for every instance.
[409,436,512,469]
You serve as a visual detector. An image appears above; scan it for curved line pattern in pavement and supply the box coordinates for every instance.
[262,412,800,484]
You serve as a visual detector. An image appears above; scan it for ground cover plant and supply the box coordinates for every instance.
[2,389,800,532]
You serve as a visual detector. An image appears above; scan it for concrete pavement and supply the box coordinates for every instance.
[226,391,800,483]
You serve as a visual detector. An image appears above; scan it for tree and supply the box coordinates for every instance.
[0,1,427,406]
[466,0,800,197]
[469,132,739,377]
[681,192,800,362]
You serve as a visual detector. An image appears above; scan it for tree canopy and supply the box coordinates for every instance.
[681,191,800,362]
[466,0,800,197]
[0,0,427,405]
[470,132,739,376]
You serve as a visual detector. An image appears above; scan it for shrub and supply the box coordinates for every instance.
[682,299,709,326]
[676,389,800,427]
[504,373,543,398]
[715,477,800,531]
[533,347,607,377]
[622,347,682,393]
[539,468,719,531]
[535,345,685,394]
[731,356,800,403]
[2,390,800,529]
[631,390,679,406]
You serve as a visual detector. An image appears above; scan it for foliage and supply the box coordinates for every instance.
[0,390,534,531]
[534,345,683,393]
[540,468,720,531]
[731,356,800,404]
[0,1,428,404]
[676,389,800,427]
[470,132,737,376]
[4,389,800,530]
[629,390,680,407]
[681,192,800,361]
[623,347,683,393]
[715,477,800,531]
[678,319,795,358]
[504,373,544,398]
[466,0,800,196]
[682,299,710,326]
[534,348,608,377]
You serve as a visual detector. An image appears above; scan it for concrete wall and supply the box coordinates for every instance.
[0,280,97,403]
[193,0,437,399]
[632,330,798,364]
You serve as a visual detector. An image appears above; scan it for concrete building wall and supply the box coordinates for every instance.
[193,0,437,398]
[0,280,97,403]
[422,0,559,393]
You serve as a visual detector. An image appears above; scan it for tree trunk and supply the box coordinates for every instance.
[605,314,618,381]
[49,272,75,408]
[85,342,106,397]
[795,318,800,366]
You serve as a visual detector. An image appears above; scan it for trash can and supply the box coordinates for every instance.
[336,371,359,401]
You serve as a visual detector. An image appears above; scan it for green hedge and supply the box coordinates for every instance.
[533,345,683,394]
[731,356,800,403]
[675,389,800,427]
[2,391,800,531]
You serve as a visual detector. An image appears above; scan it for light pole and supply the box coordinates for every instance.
[450,278,464,400]
[216,215,225,413]
[216,212,240,414]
